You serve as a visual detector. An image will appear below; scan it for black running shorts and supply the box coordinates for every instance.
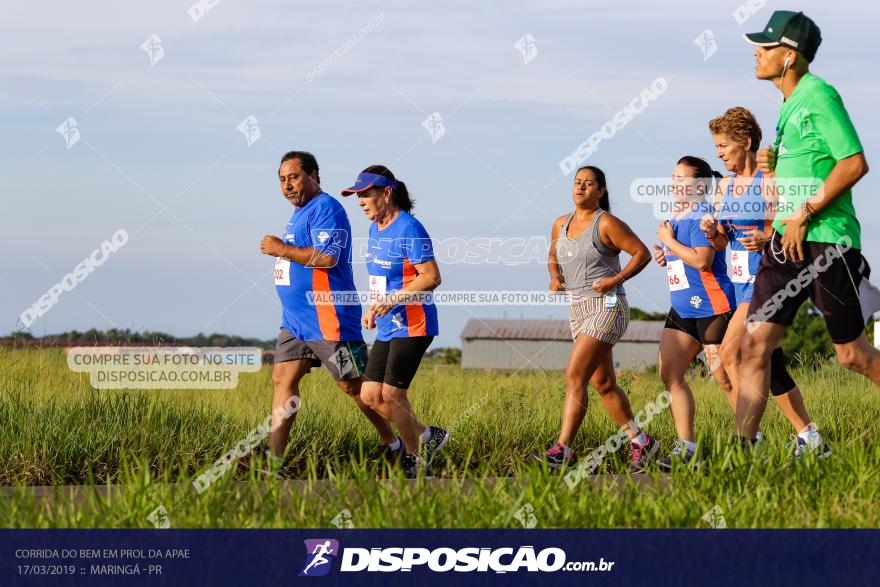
[748,232,868,344]
[664,308,731,345]
[364,336,434,389]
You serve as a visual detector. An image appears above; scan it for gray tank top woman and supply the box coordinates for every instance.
[556,210,625,299]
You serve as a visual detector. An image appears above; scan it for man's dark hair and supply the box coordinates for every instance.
[279,151,320,184]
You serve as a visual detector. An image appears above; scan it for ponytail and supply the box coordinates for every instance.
[392,180,413,212]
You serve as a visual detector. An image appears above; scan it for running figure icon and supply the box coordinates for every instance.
[302,541,335,575]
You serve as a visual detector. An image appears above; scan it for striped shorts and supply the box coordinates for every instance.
[568,295,630,345]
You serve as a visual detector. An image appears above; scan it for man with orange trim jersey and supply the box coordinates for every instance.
[258,151,396,477]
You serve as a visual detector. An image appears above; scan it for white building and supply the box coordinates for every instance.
[460,318,664,371]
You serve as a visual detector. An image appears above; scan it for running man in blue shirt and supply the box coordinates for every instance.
[341,165,448,479]
[257,151,395,476]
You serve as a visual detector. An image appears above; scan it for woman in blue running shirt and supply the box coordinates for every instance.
[701,107,827,457]
[341,165,449,479]
[654,156,736,469]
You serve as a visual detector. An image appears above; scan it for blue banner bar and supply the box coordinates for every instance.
[2,529,876,585]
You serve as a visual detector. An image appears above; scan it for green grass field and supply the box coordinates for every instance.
[1,348,878,528]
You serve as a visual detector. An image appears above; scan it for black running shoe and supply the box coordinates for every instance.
[371,436,403,463]
[421,426,450,465]
[532,442,574,469]
[400,453,431,480]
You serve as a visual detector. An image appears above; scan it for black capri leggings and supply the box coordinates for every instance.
[364,336,434,389]
[770,347,796,396]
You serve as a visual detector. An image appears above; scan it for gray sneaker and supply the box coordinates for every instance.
[658,440,698,471]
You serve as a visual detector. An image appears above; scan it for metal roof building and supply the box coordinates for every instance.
[460,318,664,371]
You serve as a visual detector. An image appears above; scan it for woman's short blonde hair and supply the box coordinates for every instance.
[708,107,762,153]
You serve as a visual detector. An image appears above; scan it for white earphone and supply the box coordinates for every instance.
[778,54,794,101]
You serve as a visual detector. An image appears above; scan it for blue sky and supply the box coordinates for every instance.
[3,1,878,347]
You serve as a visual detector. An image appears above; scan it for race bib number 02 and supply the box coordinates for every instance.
[666,259,689,292]
[274,258,290,286]
[730,251,750,283]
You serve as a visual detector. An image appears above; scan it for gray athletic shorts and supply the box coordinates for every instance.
[274,327,367,381]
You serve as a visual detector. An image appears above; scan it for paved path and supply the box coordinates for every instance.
[1,474,670,503]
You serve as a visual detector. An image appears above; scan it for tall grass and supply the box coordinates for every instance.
[1,348,878,528]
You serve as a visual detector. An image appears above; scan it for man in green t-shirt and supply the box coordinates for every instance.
[736,11,880,449]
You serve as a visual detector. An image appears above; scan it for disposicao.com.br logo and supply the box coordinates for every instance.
[300,539,339,577]
[300,539,615,575]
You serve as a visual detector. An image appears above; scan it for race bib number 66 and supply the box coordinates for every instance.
[666,259,689,292]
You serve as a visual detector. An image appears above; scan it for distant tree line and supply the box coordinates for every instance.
[425,347,462,365]
[2,329,275,350]
[5,302,873,369]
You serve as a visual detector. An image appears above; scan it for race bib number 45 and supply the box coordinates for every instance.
[667,259,689,292]
[730,251,750,283]
[274,258,290,286]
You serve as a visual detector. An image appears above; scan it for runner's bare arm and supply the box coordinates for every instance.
[260,235,338,268]
[657,221,715,271]
[760,173,778,214]
[396,259,441,297]
[701,180,729,251]
[372,259,441,313]
[758,173,779,242]
[652,244,667,267]
[736,230,766,252]
[757,145,777,176]
[595,214,650,289]
[548,215,566,292]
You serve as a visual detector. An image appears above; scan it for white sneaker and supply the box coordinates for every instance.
[788,434,832,459]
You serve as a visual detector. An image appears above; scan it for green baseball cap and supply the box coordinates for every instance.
[743,10,822,62]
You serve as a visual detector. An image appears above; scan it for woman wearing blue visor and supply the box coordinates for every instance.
[342,165,449,479]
